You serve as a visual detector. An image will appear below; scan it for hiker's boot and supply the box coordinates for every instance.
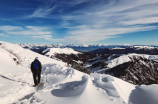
[38,83,41,86]
[34,85,38,87]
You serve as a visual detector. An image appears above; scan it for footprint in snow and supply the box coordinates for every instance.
[91,73,119,98]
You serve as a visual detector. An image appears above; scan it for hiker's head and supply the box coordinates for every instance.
[35,57,39,60]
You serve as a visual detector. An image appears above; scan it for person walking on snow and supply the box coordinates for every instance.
[31,57,42,87]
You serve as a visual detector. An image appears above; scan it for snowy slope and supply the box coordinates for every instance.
[107,53,158,68]
[0,42,158,104]
[0,45,35,103]
[42,48,81,57]
[107,53,138,68]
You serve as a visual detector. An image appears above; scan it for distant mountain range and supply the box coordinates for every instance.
[90,46,158,55]
[19,43,158,52]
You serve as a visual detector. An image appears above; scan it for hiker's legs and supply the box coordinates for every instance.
[33,71,38,85]
[37,70,41,84]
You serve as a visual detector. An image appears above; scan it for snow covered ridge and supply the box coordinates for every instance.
[42,48,81,57]
[107,53,140,68]
[0,41,158,104]
[105,54,158,85]
[92,53,158,71]
[107,53,158,68]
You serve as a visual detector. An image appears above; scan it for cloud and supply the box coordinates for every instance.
[26,0,58,18]
[52,26,156,44]
[32,35,52,40]
[0,33,8,37]
[0,25,53,40]
[120,17,158,25]
[0,33,5,36]
[6,26,52,36]
[26,26,49,30]
[56,0,158,43]
[9,0,158,43]
[0,26,23,31]
[27,7,52,18]
[7,31,51,35]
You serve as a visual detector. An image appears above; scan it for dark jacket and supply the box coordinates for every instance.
[31,59,42,72]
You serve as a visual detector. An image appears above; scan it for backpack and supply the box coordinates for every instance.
[33,60,39,70]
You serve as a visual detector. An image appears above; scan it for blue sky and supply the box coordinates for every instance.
[0,0,158,45]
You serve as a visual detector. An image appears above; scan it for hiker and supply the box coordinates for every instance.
[31,57,42,87]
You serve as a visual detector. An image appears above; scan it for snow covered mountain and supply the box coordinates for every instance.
[19,43,158,52]
[40,48,91,74]
[90,47,158,55]
[85,53,158,85]
[105,54,158,85]
[1,41,158,104]
[41,48,81,57]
